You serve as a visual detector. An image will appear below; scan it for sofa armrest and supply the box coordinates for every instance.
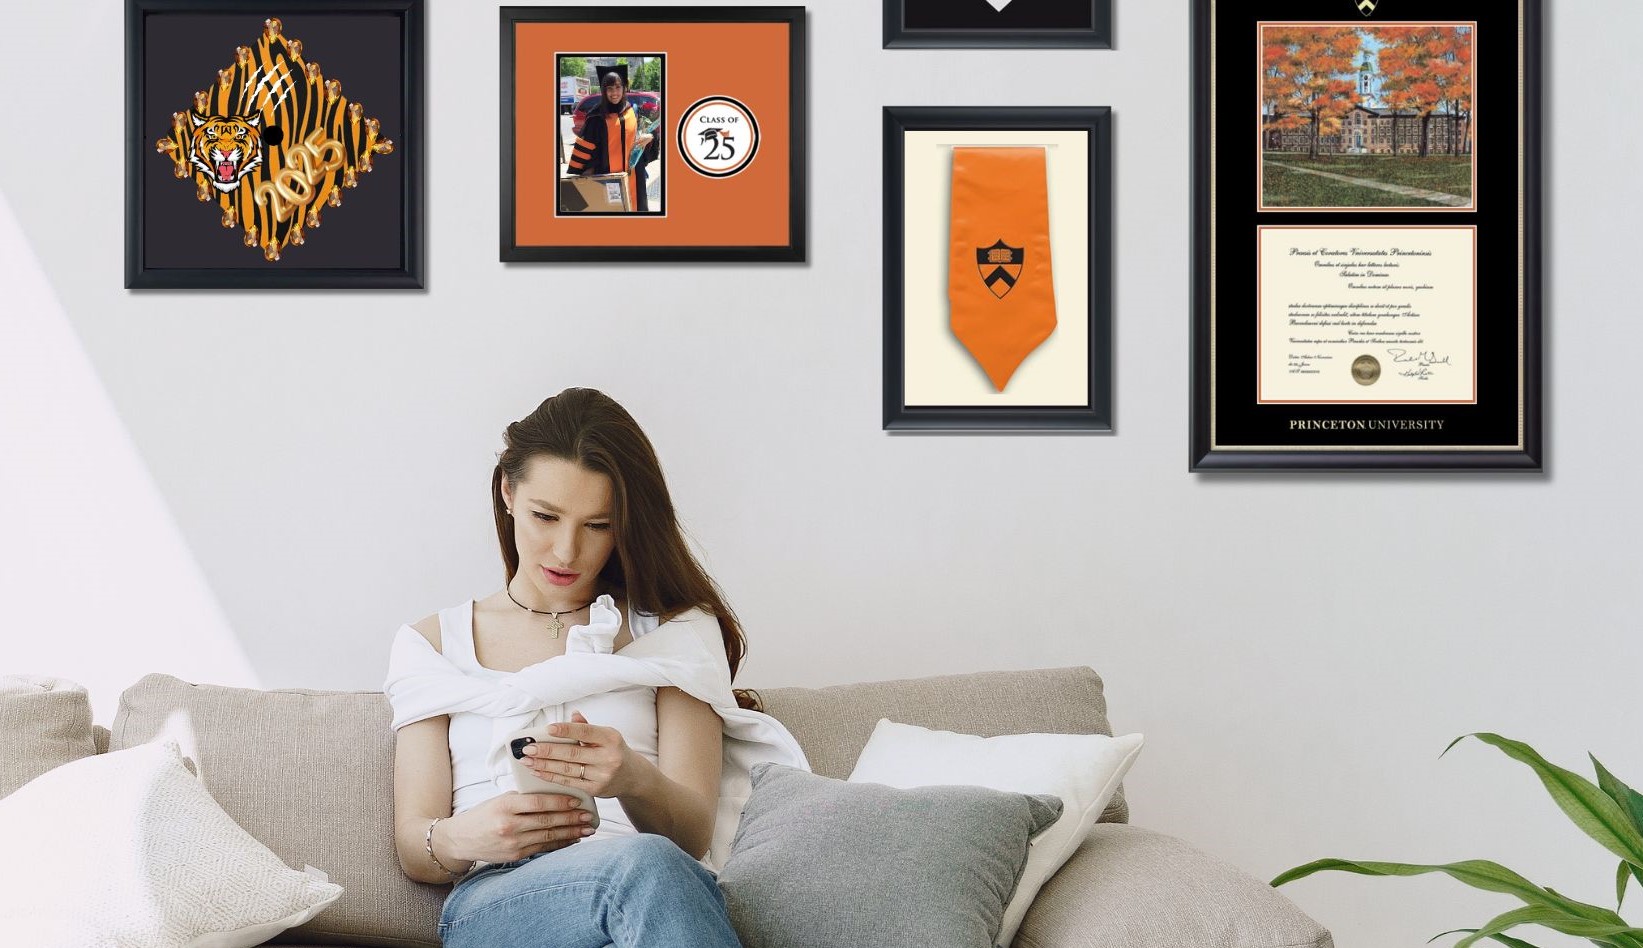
[1012,824,1333,948]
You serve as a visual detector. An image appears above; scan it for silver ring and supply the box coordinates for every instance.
[579,763,587,779]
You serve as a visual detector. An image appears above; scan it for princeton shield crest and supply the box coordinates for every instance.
[976,239,1024,299]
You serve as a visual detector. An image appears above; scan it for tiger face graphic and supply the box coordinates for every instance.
[189,113,264,193]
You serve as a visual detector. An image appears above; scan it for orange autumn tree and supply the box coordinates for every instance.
[1375,26,1472,157]
[1373,27,1417,155]
[1441,26,1473,156]
[1264,27,1362,160]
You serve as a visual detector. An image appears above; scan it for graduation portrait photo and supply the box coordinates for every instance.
[555,56,665,216]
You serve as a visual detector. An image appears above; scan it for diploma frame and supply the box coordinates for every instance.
[499,6,807,263]
[883,106,1113,432]
[882,0,1112,50]
[124,0,426,289]
[1191,0,1543,471]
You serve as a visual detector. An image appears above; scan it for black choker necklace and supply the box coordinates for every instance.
[505,586,595,639]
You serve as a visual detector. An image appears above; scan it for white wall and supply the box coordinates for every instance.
[2,1,1637,944]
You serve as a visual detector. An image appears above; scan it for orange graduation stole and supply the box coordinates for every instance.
[948,147,1057,392]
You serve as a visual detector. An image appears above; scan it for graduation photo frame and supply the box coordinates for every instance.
[501,7,806,263]
[125,0,426,289]
[1191,0,1543,470]
[883,106,1113,432]
[883,0,1112,49]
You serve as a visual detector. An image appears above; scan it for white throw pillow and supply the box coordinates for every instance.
[0,741,343,948]
[848,720,1144,948]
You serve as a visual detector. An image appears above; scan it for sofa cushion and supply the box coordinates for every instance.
[1012,824,1335,948]
[0,675,97,800]
[756,665,1128,824]
[111,674,441,948]
[719,761,1063,948]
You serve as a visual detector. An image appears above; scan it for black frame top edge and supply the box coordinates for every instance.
[500,6,805,24]
[134,0,418,10]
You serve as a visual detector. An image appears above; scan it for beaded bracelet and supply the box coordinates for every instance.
[425,817,474,879]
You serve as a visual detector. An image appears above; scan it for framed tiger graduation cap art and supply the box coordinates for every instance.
[500,7,807,263]
[125,0,425,289]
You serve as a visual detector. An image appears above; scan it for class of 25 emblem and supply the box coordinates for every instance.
[677,96,760,178]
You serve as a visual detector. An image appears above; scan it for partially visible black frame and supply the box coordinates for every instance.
[883,106,1113,432]
[883,0,1110,49]
[124,0,426,290]
[1190,0,1543,471]
[500,6,807,263]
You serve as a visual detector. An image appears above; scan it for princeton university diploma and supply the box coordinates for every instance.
[1257,227,1476,404]
[1192,0,1540,469]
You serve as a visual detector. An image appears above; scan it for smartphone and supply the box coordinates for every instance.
[503,726,600,830]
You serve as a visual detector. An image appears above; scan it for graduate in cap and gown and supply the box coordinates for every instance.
[566,62,660,212]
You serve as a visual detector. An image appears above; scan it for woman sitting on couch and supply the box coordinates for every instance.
[383,387,803,947]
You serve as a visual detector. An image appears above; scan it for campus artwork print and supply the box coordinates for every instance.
[1260,23,1474,210]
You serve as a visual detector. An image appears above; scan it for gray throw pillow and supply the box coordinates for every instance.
[718,762,1063,948]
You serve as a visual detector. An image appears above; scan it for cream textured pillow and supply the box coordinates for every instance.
[0,674,97,799]
[0,740,343,948]
[848,720,1144,948]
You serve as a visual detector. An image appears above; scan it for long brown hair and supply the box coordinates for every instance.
[490,388,759,711]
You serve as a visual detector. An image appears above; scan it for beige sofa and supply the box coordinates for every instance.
[2,667,1331,948]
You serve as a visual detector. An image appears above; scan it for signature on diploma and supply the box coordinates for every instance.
[1387,348,1450,380]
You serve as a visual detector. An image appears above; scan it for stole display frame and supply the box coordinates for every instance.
[124,0,426,289]
[1191,0,1543,471]
[883,106,1113,432]
[883,0,1112,50]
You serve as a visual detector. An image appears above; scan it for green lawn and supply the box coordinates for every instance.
[1262,154,1472,208]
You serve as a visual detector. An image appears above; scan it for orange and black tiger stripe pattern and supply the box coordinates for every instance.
[155,18,394,262]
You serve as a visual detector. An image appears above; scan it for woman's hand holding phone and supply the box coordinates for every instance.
[436,791,596,864]
[517,711,643,799]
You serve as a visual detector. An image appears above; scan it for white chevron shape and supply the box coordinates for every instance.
[985,0,1015,11]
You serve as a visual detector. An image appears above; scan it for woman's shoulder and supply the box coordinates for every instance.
[408,613,442,653]
[402,599,477,655]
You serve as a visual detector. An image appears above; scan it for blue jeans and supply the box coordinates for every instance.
[438,833,742,948]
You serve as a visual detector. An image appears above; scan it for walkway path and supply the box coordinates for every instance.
[1267,161,1470,207]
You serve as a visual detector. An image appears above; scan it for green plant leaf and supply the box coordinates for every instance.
[1592,755,1643,837]
[1447,904,1643,948]
[1431,929,1545,948]
[1271,859,1630,926]
[1616,854,1643,906]
[1444,734,1643,870]
[1274,858,1548,902]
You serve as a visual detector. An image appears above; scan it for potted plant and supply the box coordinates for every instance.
[1274,733,1643,947]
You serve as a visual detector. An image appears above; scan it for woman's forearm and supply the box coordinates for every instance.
[616,754,716,858]
[394,814,467,885]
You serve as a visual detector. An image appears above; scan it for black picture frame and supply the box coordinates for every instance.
[884,0,1111,49]
[499,6,807,263]
[1191,0,1543,471]
[124,0,426,290]
[883,106,1113,433]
